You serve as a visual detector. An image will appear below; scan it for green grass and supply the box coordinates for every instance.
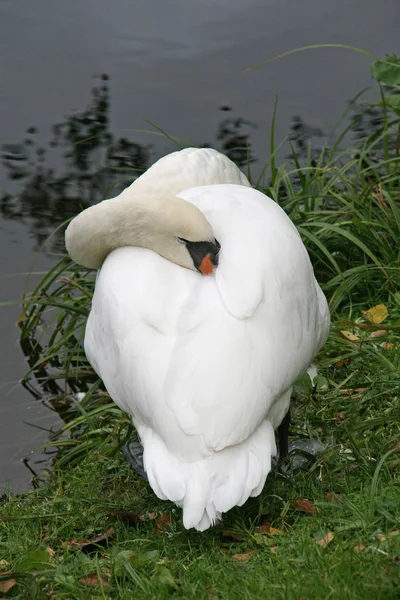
[1,58,400,598]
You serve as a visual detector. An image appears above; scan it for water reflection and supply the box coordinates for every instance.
[1,75,258,252]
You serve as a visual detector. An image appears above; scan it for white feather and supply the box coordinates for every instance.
[84,150,330,531]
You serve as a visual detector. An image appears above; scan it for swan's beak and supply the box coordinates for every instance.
[186,239,221,276]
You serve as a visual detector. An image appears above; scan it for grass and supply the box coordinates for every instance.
[1,59,400,598]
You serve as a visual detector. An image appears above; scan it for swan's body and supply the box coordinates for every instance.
[66,148,330,531]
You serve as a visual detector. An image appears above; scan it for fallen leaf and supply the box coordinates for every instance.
[61,526,115,550]
[232,552,253,562]
[316,531,334,547]
[340,387,367,395]
[354,544,366,552]
[390,441,400,451]
[292,499,318,516]
[270,527,284,535]
[147,512,157,520]
[155,565,177,588]
[46,546,56,558]
[362,304,388,324]
[335,357,351,367]
[255,520,272,534]
[327,492,342,505]
[154,513,171,534]
[270,546,278,553]
[376,530,399,542]
[221,530,244,542]
[369,329,387,338]
[334,411,345,422]
[0,575,16,593]
[340,330,360,342]
[389,530,399,537]
[107,510,141,525]
[78,573,108,587]
[382,342,394,350]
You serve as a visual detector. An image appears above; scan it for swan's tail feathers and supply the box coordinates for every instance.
[140,420,276,531]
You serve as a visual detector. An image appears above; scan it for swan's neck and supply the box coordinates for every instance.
[65,193,213,270]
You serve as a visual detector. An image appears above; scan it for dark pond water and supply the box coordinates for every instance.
[1,0,399,494]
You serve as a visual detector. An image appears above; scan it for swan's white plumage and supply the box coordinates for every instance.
[84,149,330,531]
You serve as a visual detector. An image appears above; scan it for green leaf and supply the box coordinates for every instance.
[113,550,135,577]
[14,550,53,572]
[154,566,177,588]
[371,55,400,86]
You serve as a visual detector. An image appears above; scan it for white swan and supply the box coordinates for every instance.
[65,148,330,531]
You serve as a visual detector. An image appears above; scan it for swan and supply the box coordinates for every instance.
[65,147,330,531]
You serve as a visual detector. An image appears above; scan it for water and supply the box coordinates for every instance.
[0,0,399,494]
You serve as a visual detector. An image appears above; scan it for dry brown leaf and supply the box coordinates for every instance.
[334,412,346,422]
[270,546,278,553]
[369,329,387,338]
[61,526,115,550]
[269,527,284,535]
[362,304,388,324]
[221,530,244,541]
[292,499,318,516]
[316,531,334,548]
[327,492,342,505]
[78,573,108,587]
[154,513,171,534]
[354,544,366,552]
[390,441,400,451]
[232,552,253,562]
[339,387,367,396]
[340,330,360,342]
[255,520,272,534]
[0,575,16,593]
[382,342,394,350]
[46,546,56,558]
[376,530,399,542]
[335,357,351,367]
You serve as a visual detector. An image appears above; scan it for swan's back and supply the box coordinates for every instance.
[85,183,330,531]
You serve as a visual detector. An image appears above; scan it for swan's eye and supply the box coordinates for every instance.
[176,237,186,245]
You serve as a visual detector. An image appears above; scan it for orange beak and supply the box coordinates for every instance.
[199,253,214,275]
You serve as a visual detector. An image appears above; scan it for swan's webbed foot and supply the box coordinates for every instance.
[123,442,147,479]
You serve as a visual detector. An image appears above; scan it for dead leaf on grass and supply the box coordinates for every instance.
[255,522,283,535]
[316,531,334,548]
[369,329,387,338]
[339,387,367,396]
[61,526,115,550]
[335,357,351,367]
[292,499,318,516]
[232,552,254,562]
[354,544,366,552]
[362,304,388,324]
[154,513,171,534]
[376,530,399,542]
[78,573,108,587]
[327,492,342,505]
[340,330,360,342]
[0,574,16,593]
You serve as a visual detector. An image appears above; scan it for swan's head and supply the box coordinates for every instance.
[143,194,221,275]
[65,192,221,275]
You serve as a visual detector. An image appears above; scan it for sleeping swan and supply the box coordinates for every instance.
[65,148,330,531]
